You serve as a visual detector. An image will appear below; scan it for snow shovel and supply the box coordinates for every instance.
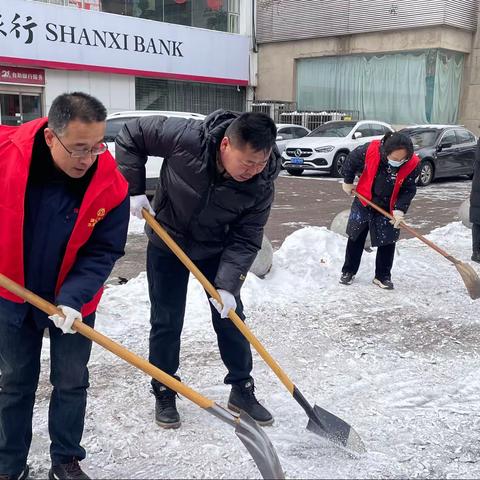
[0,273,285,480]
[353,190,480,300]
[143,210,366,455]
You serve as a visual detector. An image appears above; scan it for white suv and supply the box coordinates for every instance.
[281,120,394,177]
[105,110,206,193]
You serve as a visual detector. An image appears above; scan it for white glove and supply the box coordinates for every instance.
[390,209,405,229]
[130,194,154,219]
[342,183,354,195]
[209,289,237,318]
[48,305,81,334]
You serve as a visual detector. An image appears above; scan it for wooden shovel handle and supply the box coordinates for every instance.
[143,210,296,395]
[0,273,214,410]
[353,190,460,265]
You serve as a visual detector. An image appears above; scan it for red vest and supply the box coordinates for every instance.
[356,140,420,213]
[0,117,128,316]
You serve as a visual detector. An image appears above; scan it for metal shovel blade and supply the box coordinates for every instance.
[207,405,285,479]
[235,411,285,480]
[293,387,366,454]
[455,262,480,300]
[306,404,366,454]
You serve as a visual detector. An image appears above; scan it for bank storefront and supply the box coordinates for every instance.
[0,0,251,124]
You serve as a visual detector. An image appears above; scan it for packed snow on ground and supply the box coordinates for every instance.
[30,222,480,479]
[128,214,146,235]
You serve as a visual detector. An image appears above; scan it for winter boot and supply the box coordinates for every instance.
[472,251,480,263]
[153,384,181,429]
[373,277,394,290]
[228,379,274,426]
[0,465,29,480]
[339,272,355,285]
[48,460,90,480]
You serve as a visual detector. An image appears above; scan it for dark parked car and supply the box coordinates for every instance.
[399,125,477,186]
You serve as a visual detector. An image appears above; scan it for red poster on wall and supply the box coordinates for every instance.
[0,66,46,86]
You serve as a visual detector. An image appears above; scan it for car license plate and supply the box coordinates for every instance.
[291,157,304,165]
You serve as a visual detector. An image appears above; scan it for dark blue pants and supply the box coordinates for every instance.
[147,242,253,388]
[0,311,94,475]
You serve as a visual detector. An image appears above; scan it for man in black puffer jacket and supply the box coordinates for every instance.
[115,110,280,428]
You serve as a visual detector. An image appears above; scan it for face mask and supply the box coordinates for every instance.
[387,157,407,168]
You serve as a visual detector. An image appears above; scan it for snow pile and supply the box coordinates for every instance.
[31,223,480,479]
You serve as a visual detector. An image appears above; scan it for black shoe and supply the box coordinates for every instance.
[48,460,89,480]
[153,384,181,429]
[0,465,29,480]
[373,278,394,290]
[472,252,480,263]
[339,272,355,285]
[228,379,274,426]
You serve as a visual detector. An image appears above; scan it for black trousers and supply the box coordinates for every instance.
[473,223,480,252]
[342,226,395,281]
[146,242,253,389]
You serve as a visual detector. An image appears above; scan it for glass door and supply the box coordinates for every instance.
[0,92,42,125]
[0,93,21,125]
[21,94,42,123]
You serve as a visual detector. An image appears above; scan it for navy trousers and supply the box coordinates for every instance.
[0,311,94,475]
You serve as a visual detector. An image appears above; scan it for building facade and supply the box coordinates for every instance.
[255,0,480,132]
[0,0,255,124]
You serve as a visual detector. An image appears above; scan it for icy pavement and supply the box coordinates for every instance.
[30,223,480,479]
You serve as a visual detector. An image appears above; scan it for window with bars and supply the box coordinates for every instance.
[136,77,246,115]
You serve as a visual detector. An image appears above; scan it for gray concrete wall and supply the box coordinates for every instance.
[458,11,480,135]
[256,26,474,121]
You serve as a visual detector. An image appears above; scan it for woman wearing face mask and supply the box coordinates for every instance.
[339,131,420,289]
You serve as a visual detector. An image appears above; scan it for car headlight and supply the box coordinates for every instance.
[314,146,335,153]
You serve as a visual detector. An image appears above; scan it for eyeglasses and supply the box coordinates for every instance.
[52,130,108,158]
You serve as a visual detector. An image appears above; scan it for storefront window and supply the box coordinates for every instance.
[34,0,101,9]
[34,0,241,31]
[35,0,240,32]
[98,0,239,33]
[296,49,464,125]
[164,0,191,26]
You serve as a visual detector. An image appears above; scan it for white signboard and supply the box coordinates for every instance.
[0,0,249,85]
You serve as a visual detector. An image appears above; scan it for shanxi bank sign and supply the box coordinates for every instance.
[0,0,249,85]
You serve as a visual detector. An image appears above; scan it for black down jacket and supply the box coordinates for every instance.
[115,110,281,295]
[470,139,480,224]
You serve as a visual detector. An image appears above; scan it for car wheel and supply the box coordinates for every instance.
[331,152,348,178]
[417,160,434,186]
[286,168,304,176]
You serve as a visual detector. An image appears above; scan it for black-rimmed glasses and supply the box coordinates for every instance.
[52,130,108,158]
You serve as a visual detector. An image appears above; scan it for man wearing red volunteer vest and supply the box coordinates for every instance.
[340,132,420,290]
[0,93,129,480]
